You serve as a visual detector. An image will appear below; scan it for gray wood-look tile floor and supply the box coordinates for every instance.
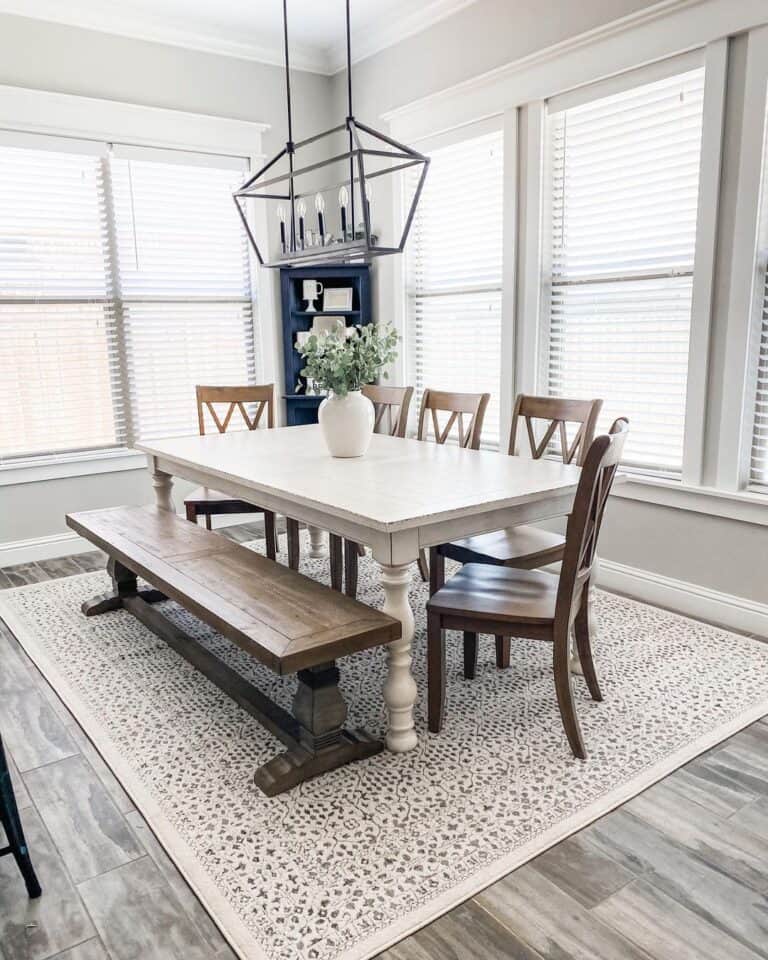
[1,528,766,960]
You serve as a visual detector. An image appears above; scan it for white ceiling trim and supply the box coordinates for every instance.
[328,0,478,73]
[0,0,329,73]
[0,0,479,75]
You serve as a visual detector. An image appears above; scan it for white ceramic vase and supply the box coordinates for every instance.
[318,389,375,458]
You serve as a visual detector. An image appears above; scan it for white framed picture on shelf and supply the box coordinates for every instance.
[323,287,354,311]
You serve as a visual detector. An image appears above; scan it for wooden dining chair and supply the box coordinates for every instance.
[1,733,41,898]
[426,418,628,759]
[184,384,300,568]
[414,388,491,581]
[336,385,415,598]
[429,394,602,667]
[363,383,414,438]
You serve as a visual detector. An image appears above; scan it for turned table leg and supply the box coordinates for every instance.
[151,468,175,513]
[307,525,326,559]
[379,561,418,753]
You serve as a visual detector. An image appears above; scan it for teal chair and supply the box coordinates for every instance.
[0,733,41,898]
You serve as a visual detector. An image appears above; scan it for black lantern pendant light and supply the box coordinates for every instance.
[233,0,429,267]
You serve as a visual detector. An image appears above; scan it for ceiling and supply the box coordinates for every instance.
[0,0,477,74]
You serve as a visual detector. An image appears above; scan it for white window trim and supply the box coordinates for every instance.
[0,83,270,484]
[535,50,714,479]
[613,476,768,527]
[682,38,728,484]
[715,24,768,491]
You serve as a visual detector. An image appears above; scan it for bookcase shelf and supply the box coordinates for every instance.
[280,264,372,426]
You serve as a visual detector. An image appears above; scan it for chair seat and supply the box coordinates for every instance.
[441,524,565,567]
[184,486,263,510]
[427,563,558,624]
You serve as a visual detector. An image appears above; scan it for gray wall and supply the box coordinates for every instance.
[330,0,662,124]
[0,12,334,552]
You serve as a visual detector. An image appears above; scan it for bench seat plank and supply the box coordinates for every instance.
[67,505,399,675]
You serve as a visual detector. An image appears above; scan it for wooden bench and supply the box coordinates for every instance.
[66,505,401,796]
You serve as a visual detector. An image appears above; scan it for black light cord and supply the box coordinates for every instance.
[282,0,297,249]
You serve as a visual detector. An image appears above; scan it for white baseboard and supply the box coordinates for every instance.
[598,559,768,638]
[0,513,263,567]
[0,531,94,566]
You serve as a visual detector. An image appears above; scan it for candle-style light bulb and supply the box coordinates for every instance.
[338,185,349,240]
[276,204,287,253]
[297,199,307,249]
[315,192,325,242]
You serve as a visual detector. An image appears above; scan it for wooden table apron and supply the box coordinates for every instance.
[137,429,580,753]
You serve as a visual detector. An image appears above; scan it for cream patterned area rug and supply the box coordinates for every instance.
[1,534,768,960]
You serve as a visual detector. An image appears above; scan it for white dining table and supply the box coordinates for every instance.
[136,425,582,753]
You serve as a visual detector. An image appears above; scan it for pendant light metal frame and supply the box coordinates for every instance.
[233,0,429,268]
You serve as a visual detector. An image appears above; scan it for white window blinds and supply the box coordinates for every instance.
[109,153,257,441]
[0,138,257,464]
[542,69,705,474]
[0,142,118,461]
[406,130,504,446]
[749,106,768,488]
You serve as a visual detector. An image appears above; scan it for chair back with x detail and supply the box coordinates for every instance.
[417,389,491,450]
[509,394,603,465]
[362,384,414,438]
[196,384,275,435]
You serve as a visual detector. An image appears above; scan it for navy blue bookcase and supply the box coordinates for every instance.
[280,264,373,426]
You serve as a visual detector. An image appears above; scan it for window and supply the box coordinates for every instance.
[405,129,504,446]
[0,137,257,464]
[749,104,768,489]
[541,69,705,475]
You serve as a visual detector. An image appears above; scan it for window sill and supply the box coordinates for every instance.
[613,475,768,527]
[0,449,147,486]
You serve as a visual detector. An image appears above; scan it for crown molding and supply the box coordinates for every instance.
[0,0,330,74]
[328,0,479,74]
[0,0,481,76]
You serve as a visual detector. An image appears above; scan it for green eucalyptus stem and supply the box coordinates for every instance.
[296,323,399,398]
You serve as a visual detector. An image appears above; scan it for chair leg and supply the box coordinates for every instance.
[204,513,212,531]
[417,548,429,582]
[429,546,445,597]
[495,636,510,669]
[574,587,603,702]
[286,518,300,570]
[553,628,587,760]
[0,740,41,898]
[463,632,478,680]
[329,534,343,592]
[263,511,277,561]
[185,502,198,524]
[427,611,446,733]
[344,539,359,598]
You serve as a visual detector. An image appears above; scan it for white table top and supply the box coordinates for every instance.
[137,425,581,534]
